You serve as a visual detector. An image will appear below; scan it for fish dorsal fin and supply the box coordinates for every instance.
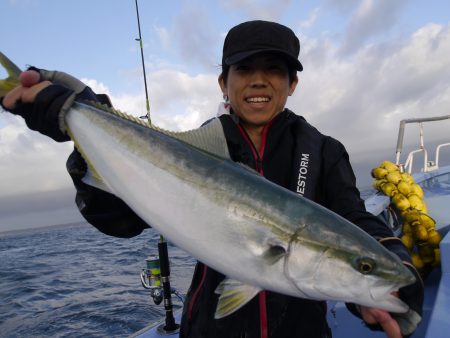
[81,101,152,128]
[82,101,230,160]
[214,278,261,319]
[164,118,231,160]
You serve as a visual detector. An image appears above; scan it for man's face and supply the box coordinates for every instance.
[219,53,298,128]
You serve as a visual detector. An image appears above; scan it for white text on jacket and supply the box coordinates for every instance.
[296,153,309,195]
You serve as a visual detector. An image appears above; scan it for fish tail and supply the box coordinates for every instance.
[0,52,22,97]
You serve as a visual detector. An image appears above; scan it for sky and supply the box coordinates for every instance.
[1,0,450,231]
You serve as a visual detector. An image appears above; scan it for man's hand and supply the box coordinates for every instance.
[360,306,402,338]
[0,67,107,142]
[2,70,51,109]
[0,68,75,141]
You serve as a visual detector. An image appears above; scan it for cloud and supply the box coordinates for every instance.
[340,0,409,55]
[154,25,171,51]
[220,0,292,21]
[293,22,450,168]
[149,70,222,129]
[171,4,219,70]
[80,68,222,131]
[81,78,112,96]
[324,0,362,15]
[300,7,320,29]
[0,113,74,197]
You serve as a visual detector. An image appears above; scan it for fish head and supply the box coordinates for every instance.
[284,229,416,313]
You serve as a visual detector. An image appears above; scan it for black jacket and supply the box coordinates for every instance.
[67,109,422,338]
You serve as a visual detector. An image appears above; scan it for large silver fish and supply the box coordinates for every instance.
[0,53,415,318]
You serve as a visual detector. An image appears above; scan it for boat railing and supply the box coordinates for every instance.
[434,143,450,170]
[395,115,450,173]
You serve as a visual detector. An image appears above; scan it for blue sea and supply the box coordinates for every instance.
[0,222,196,338]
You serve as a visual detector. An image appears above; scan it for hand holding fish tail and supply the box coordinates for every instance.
[1,67,73,142]
[1,71,72,141]
[1,59,110,142]
[1,69,51,109]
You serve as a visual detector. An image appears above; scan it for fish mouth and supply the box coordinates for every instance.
[367,280,410,313]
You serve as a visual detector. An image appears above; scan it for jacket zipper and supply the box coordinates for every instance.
[188,264,208,320]
[236,121,273,338]
[187,120,273,338]
[236,121,272,175]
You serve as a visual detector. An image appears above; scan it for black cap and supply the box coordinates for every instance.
[222,20,303,71]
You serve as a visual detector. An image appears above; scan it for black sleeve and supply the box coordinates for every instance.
[321,137,392,238]
[67,149,150,238]
[1,84,73,142]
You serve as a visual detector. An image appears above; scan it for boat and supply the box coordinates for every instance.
[329,115,450,338]
[132,115,450,338]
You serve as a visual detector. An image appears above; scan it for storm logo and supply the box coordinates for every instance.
[296,153,309,195]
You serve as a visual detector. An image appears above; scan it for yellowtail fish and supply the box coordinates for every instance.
[0,52,415,318]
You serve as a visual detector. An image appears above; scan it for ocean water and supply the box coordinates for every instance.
[0,222,196,338]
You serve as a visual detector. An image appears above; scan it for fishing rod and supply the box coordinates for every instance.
[134,1,180,333]
[134,0,151,123]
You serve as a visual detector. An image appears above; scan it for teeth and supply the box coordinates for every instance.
[247,97,270,103]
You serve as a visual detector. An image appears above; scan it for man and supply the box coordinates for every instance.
[1,20,422,338]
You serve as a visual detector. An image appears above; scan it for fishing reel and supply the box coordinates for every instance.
[140,255,185,305]
[140,256,164,305]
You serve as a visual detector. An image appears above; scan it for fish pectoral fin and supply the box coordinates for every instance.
[214,279,261,319]
[81,168,112,193]
[69,140,113,194]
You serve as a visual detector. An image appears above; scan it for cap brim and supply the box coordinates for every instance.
[224,49,303,71]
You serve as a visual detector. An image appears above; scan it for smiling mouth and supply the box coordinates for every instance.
[246,97,270,103]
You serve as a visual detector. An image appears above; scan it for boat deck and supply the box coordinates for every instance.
[423,231,450,337]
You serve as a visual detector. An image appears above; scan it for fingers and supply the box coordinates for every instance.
[2,86,23,109]
[2,80,52,110]
[2,70,44,109]
[19,70,41,87]
[360,307,402,338]
[21,81,52,102]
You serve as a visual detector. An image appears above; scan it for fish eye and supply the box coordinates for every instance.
[355,257,376,275]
